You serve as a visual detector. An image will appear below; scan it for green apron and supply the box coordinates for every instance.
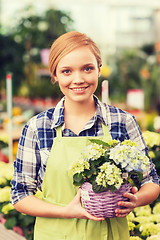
[34,124,130,240]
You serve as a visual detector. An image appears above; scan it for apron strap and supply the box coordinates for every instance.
[102,123,110,137]
[56,126,62,139]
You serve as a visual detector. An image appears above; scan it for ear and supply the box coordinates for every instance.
[98,67,101,78]
[53,74,58,83]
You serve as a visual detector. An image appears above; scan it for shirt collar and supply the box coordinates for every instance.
[93,95,109,126]
[51,95,109,129]
[51,97,65,129]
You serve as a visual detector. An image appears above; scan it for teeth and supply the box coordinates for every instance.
[72,87,86,91]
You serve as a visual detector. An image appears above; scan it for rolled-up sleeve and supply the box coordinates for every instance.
[125,113,160,186]
[11,118,41,205]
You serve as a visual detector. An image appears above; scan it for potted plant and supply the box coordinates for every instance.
[69,139,150,218]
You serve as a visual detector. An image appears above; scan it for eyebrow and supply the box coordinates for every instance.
[59,63,95,70]
[60,66,70,69]
[83,63,95,67]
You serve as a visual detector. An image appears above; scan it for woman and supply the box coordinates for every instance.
[11,31,160,240]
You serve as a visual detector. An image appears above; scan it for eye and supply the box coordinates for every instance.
[84,66,94,72]
[62,69,71,75]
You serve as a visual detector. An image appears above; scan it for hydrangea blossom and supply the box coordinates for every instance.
[0,162,13,181]
[1,203,14,215]
[130,237,142,240]
[0,186,11,202]
[0,176,7,186]
[69,158,90,176]
[81,143,105,161]
[128,203,160,239]
[134,205,151,217]
[128,221,136,232]
[139,222,160,237]
[146,232,160,240]
[96,162,123,189]
[69,138,150,193]
[143,131,160,148]
[108,140,150,172]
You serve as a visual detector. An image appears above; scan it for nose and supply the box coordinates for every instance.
[72,71,85,84]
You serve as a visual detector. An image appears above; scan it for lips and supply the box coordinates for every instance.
[70,86,88,93]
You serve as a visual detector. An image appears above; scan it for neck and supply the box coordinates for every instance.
[63,96,96,134]
[64,96,96,116]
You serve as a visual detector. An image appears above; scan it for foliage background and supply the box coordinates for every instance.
[0,4,159,240]
[0,6,160,111]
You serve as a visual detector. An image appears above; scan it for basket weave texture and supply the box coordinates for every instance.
[80,182,132,218]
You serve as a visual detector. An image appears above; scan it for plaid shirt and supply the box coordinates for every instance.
[11,96,159,204]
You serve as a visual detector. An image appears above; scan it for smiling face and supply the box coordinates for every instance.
[54,46,101,105]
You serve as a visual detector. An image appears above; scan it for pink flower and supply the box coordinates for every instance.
[13,226,24,236]
[0,217,6,224]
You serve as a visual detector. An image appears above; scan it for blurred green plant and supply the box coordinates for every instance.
[0,161,35,240]
[12,6,73,59]
[128,204,160,240]
[142,131,160,176]
[0,34,25,94]
[109,49,146,101]
[108,44,160,111]
[29,77,63,99]
[0,5,73,97]
[1,204,35,240]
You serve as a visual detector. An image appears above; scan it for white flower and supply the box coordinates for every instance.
[69,138,150,193]
[69,158,90,176]
[96,162,123,189]
[81,143,105,161]
[108,141,150,173]
[143,131,160,148]
[0,186,11,202]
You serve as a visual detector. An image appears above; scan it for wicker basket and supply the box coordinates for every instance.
[80,182,132,218]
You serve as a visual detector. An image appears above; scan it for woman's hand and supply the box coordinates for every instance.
[115,186,138,218]
[115,182,159,218]
[64,189,105,221]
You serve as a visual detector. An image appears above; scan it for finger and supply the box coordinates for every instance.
[77,190,105,221]
[84,210,105,221]
[118,201,136,209]
[115,208,131,217]
[123,192,137,201]
[118,196,136,205]
[116,212,130,218]
[131,186,138,194]
[76,189,81,199]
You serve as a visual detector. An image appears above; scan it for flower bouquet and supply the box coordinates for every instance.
[69,139,150,218]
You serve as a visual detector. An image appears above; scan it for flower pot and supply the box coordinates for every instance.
[80,182,132,218]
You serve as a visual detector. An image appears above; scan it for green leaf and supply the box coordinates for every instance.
[104,153,112,161]
[19,214,35,226]
[110,185,116,193]
[92,181,108,193]
[7,209,19,217]
[84,169,94,177]
[127,178,135,187]
[90,175,96,182]
[73,173,83,182]
[137,172,143,183]
[89,139,110,148]
[90,162,98,172]
[4,217,17,229]
[0,140,8,149]
[73,173,85,186]
[92,157,105,166]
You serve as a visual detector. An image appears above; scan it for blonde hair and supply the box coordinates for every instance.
[49,31,102,82]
